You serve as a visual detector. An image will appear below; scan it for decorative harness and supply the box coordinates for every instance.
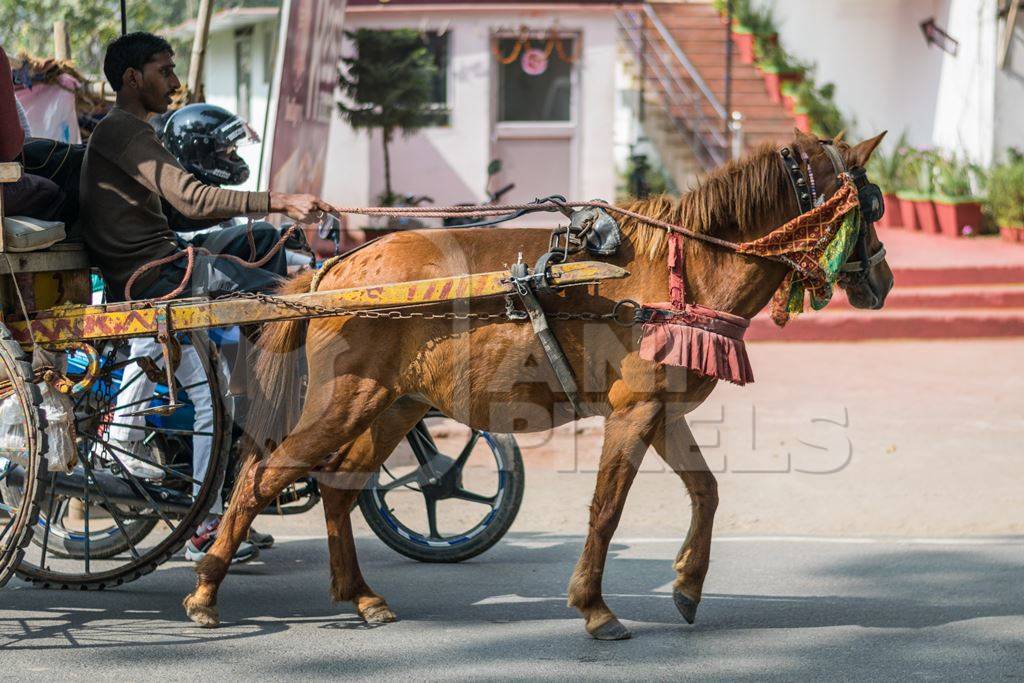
[634,139,887,391]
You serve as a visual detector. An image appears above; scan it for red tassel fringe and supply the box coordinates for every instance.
[639,321,754,386]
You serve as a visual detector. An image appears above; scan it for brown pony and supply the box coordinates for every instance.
[184,131,892,640]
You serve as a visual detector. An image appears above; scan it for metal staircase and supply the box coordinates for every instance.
[618,3,729,172]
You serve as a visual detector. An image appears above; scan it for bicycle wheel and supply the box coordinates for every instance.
[4,332,230,589]
[0,323,46,587]
[358,417,524,563]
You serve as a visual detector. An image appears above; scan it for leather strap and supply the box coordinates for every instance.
[779,147,814,214]
[510,262,588,418]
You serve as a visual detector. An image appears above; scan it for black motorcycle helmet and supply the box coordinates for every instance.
[162,104,258,186]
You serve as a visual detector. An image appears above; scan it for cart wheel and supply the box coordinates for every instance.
[358,417,524,563]
[0,323,47,588]
[3,332,230,590]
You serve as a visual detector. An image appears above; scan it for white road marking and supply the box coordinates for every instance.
[280,533,1024,547]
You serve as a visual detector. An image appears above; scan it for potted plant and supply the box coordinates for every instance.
[988,151,1024,243]
[792,79,844,138]
[720,0,775,65]
[931,156,984,238]
[866,132,910,229]
[896,150,941,233]
[893,151,925,231]
[755,42,804,104]
[780,80,797,116]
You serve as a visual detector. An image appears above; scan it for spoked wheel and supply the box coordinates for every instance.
[1,332,229,589]
[0,323,46,587]
[358,413,524,563]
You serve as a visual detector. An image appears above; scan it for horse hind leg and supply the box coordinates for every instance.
[318,397,429,624]
[566,401,661,640]
[183,375,395,628]
[652,417,718,625]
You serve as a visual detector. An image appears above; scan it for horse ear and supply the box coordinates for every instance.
[833,129,847,144]
[849,131,887,167]
[792,127,818,153]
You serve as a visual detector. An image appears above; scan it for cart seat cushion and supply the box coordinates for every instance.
[2,216,66,252]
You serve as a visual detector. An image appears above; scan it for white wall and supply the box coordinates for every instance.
[931,0,997,166]
[767,0,947,149]
[202,21,277,191]
[320,6,621,224]
[767,0,1016,166]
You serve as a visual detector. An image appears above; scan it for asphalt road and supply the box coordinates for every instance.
[2,533,1022,680]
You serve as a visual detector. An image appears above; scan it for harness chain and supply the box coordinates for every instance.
[217,290,630,324]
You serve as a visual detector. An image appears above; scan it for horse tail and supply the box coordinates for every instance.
[243,269,316,459]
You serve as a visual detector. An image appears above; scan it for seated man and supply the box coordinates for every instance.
[79,31,330,302]
[81,32,331,563]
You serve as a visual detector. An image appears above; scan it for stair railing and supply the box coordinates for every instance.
[618,4,730,169]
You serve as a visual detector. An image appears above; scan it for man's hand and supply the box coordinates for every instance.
[269,192,334,224]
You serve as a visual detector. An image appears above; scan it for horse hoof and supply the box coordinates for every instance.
[183,593,220,628]
[673,589,698,625]
[589,617,632,641]
[360,603,398,624]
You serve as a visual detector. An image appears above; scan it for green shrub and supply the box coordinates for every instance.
[932,155,985,200]
[793,79,845,137]
[755,41,806,73]
[988,155,1024,226]
[866,132,910,195]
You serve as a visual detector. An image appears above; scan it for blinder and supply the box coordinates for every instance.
[849,166,885,224]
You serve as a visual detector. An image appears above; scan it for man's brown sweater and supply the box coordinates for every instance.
[79,107,270,299]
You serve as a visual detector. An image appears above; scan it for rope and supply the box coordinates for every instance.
[123,223,300,301]
[326,200,750,255]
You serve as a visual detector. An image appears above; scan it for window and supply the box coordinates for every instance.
[497,37,574,122]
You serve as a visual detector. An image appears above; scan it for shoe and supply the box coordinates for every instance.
[247,527,275,549]
[105,439,164,480]
[184,518,259,564]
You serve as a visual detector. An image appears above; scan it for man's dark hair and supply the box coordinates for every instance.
[103,32,173,91]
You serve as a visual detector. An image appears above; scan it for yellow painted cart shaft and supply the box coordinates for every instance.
[7,261,628,347]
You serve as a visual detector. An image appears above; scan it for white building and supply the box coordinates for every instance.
[178,1,1024,201]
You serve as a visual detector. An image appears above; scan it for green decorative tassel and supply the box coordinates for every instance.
[820,208,861,281]
[786,280,805,316]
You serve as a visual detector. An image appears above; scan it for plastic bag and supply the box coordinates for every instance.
[0,383,76,472]
[0,390,33,468]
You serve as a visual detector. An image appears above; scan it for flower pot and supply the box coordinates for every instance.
[794,112,811,133]
[782,94,797,116]
[912,197,940,234]
[878,193,901,229]
[895,191,922,231]
[1000,225,1024,243]
[779,71,803,88]
[732,30,756,64]
[932,197,983,238]
[760,69,783,103]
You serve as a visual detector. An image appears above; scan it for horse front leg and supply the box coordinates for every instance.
[567,401,661,640]
[652,416,718,625]
[318,397,429,624]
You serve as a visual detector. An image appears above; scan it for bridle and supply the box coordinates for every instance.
[779,139,888,300]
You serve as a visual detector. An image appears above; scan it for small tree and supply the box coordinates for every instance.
[338,29,437,205]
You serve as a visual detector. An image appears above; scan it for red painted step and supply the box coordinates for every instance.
[829,284,1024,310]
[747,308,1024,341]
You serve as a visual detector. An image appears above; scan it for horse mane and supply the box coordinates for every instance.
[620,143,789,259]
